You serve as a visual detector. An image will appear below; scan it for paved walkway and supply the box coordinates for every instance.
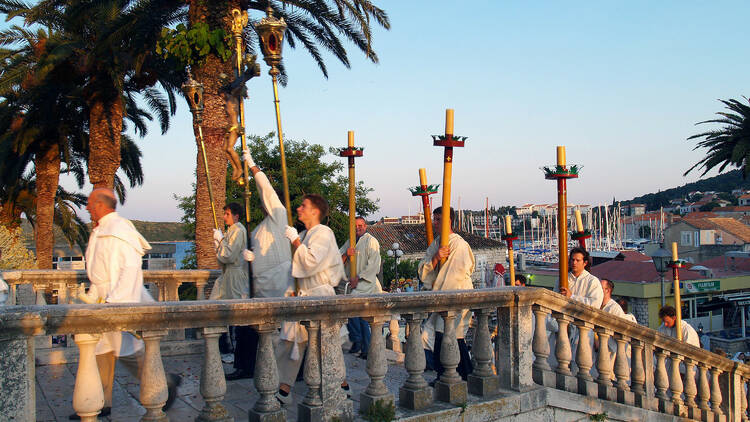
[35,350,432,421]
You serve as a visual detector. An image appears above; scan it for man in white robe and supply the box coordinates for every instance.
[239,149,300,401]
[658,305,700,347]
[339,216,382,358]
[212,202,256,380]
[418,206,475,380]
[281,194,349,403]
[598,278,627,377]
[74,189,179,419]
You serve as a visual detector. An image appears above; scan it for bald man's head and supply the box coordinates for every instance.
[86,188,117,223]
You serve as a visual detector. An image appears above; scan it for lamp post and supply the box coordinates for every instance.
[386,242,403,289]
[650,245,671,307]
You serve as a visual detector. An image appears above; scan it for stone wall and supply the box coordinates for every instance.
[629,297,650,326]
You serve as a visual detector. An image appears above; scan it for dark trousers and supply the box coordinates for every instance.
[233,325,258,373]
[347,317,371,353]
[433,331,473,381]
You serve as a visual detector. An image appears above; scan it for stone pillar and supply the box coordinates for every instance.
[613,334,633,406]
[654,348,672,413]
[298,321,323,422]
[399,313,432,411]
[574,320,596,397]
[197,327,232,422]
[711,367,724,416]
[249,324,285,422]
[72,334,104,422]
[594,327,616,401]
[742,376,749,422]
[435,311,467,405]
[196,283,206,300]
[684,358,698,419]
[497,302,534,392]
[697,363,713,421]
[532,305,554,388]
[727,363,745,422]
[467,308,498,396]
[386,318,402,353]
[0,336,36,421]
[140,330,169,422]
[360,316,394,414]
[630,339,647,409]
[320,319,353,421]
[553,313,576,392]
[668,353,686,417]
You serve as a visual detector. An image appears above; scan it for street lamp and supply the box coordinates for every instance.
[650,245,672,307]
[386,242,404,288]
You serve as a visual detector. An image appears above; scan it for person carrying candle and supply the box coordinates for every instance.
[556,247,603,308]
[339,216,383,360]
[418,206,475,381]
[658,305,700,347]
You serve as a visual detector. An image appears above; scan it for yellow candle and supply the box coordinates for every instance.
[348,131,354,148]
[445,109,454,135]
[505,215,512,234]
[575,210,584,232]
[419,168,427,186]
[672,242,678,261]
[556,146,566,166]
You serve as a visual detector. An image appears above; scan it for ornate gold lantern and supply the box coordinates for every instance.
[255,6,287,75]
[181,71,205,124]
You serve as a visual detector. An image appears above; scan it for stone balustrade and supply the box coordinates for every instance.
[2,275,750,421]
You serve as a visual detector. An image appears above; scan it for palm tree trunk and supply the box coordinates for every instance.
[35,143,60,269]
[189,2,240,269]
[88,99,123,189]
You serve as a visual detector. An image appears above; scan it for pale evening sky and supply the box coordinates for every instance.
[54,1,750,221]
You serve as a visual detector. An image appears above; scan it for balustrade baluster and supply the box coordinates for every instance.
[196,327,231,422]
[532,305,554,388]
[72,334,104,422]
[668,353,685,416]
[249,324,285,422]
[361,316,394,413]
[654,348,671,413]
[594,327,616,401]
[468,308,498,396]
[683,358,698,420]
[196,283,206,300]
[574,320,596,397]
[435,311,467,405]
[697,363,711,417]
[298,321,323,422]
[553,313,576,392]
[613,334,633,406]
[399,313,432,410]
[140,330,169,422]
[711,367,724,416]
[630,339,647,409]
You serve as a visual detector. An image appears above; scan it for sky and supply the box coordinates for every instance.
[56,1,750,222]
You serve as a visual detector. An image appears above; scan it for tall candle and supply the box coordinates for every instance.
[575,209,584,233]
[445,109,454,135]
[505,215,512,234]
[419,168,427,186]
[348,131,354,148]
[556,146,566,166]
[671,242,678,261]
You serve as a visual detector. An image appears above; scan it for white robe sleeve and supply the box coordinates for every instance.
[418,239,440,290]
[255,171,287,226]
[217,225,244,265]
[570,275,603,309]
[292,230,333,279]
[105,239,143,303]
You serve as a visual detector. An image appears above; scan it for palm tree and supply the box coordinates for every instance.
[187,0,390,268]
[0,0,185,189]
[686,97,750,178]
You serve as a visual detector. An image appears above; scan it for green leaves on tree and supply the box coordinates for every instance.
[156,23,232,67]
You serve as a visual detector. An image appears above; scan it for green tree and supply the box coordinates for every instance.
[380,253,418,291]
[699,201,719,212]
[175,133,379,265]
[686,97,750,178]
[178,0,390,269]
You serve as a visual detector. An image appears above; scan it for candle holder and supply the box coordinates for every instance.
[410,169,439,246]
[501,233,519,249]
[339,136,364,283]
[433,125,467,264]
[337,146,364,157]
[542,164,581,179]
[502,233,519,286]
[571,229,592,249]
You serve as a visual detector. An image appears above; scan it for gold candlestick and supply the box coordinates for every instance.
[670,241,683,341]
[338,132,364,283]
[410,168,438,246]
[433,109,466,265]
[506,215,516,287]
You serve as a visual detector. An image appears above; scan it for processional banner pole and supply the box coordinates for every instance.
[255,6,293,225]
[502,216,518,286]
[230,9,253,227]
[338,132,363,282]
[433,109,466,265]
[410,168,438,247]
[181,71,218,230]
[669,242,684,341]
[542,146,580,290]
